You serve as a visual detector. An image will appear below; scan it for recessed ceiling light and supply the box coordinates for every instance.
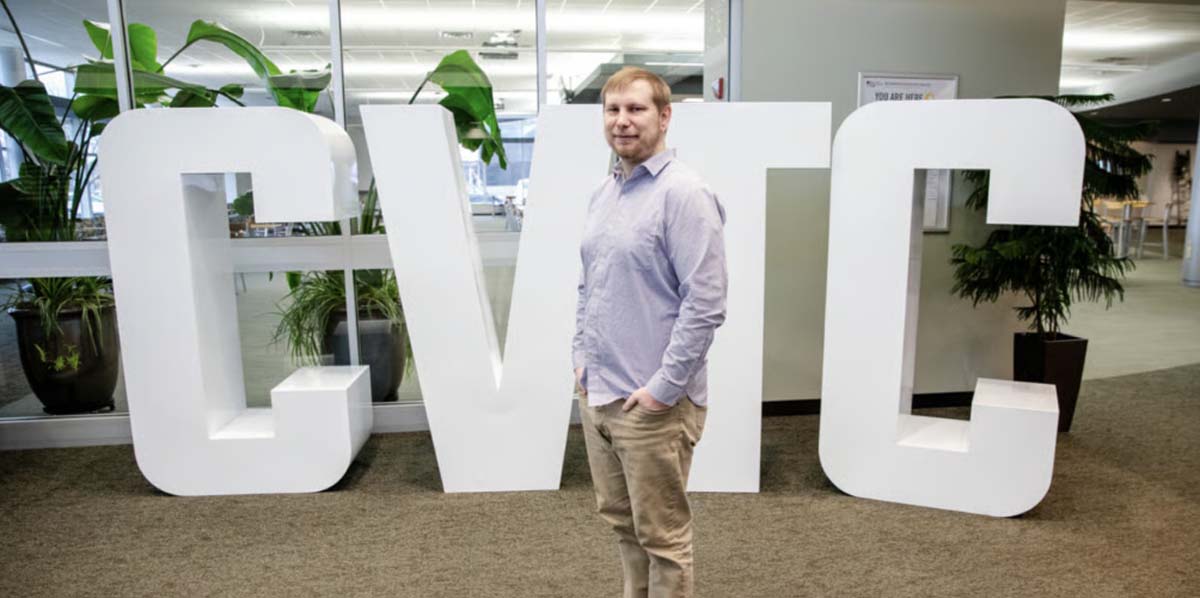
[1161,97,1173,103]
[440,31,474,40]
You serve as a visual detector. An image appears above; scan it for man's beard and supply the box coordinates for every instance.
[612,132,662,162]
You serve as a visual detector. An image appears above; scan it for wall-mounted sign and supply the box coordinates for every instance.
[858,72,959,232]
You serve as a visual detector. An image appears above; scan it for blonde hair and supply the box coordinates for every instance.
[600,67,672,112]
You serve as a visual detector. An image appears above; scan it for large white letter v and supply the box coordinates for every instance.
[362,105,609,492]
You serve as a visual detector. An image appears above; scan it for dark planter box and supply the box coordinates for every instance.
[325,311,407,402]
[1013,332,1088,433]
[9,305,120,415]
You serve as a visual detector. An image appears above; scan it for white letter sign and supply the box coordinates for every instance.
[101,108,372,496]
[363,103,830,492]
[820,99,1084,516]
[96,100,1079,513]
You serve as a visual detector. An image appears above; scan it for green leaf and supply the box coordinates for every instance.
[169,88,217,108]
[83,21,161,71]
[428,51,507,169]
[232,190,254,217]
[0,179,39,240]
[219,83,245,99]
[83,20,114,59]
[185,20,280,79]
[0,162,72,242]
[268,68,330,113]
[127,23,161,72]
[74,62,209,100]
[71,94,120,121]
[0,81,70,165]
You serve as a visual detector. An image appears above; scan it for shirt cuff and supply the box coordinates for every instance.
[646,372,685,406]
[572,351,586,371]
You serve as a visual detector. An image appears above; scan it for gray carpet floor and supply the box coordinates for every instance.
[2,364,1198,597]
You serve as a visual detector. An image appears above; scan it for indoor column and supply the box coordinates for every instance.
[1183,113,1200,287]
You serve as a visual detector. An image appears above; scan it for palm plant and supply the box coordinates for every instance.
[950,94,1152,337]
[949,94,1153,432]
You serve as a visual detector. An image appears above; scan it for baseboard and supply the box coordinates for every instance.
[762,391,975,417]
[2,393,973,450]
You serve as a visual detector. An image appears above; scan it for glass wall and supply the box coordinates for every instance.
[126,0,339,239]
[0,1,118,417]
[0,276,125,417]
[547,0,706,105]
[0,0,113,240]
[339,2,538,400]
[341,0,536,235]
[0,0,722,423]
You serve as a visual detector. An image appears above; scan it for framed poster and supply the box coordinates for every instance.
[857,72,959,232]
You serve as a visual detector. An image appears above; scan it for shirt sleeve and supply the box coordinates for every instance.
[645,184,728,405]
[572,187,600,372]
[572,265,587,371]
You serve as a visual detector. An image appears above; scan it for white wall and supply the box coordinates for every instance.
[741,0,1069,400]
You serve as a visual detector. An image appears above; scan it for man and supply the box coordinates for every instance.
[573,66,728,598]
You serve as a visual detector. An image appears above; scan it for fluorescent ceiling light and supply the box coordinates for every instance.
[644,62,703,67]
[253,6,703,39]
[1063,30,1179,51]
[1058,76,1105,89]
[1061,62,1147,73]
[168,61,537,78]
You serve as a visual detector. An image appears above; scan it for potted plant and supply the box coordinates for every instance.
[0,7,325,413]
[950,94,1152,432]
[271,50,507,402]
[0,10,125,414]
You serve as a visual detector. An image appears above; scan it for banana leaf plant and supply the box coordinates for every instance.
[242,49,508,236]
[0,16,330,240]
[0,81,105,242]
[0,10,330,374]
[271,50,509,369]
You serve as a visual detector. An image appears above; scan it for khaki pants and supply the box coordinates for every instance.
[579,395,707,598]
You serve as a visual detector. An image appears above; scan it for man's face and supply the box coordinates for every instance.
[603,80,671,163]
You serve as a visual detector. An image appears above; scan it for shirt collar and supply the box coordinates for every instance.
[612,148,676,181]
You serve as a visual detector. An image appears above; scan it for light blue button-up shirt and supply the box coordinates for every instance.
[573,148,728,407]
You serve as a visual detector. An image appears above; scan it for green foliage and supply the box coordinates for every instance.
[1173,150,1192,185]
[35,342,81,372]
[79,20,236,108]
[273,51,505,369]
[2,277,115,368]
[428,50,508,169]
[71,94,120,121]
[272,269,406,366]
[951,94,1151,337]
[231,190,254,218]
[0,107,99,243]
[181,20,329,112]
[183,20,279,79]
[265,68,332,113]
[83,20,160,71]
[0,81,70,165]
